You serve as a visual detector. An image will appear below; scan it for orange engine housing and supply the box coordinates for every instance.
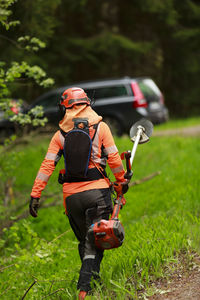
[87,219,125,250]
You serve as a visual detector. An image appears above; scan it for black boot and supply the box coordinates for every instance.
[77,258,94,292]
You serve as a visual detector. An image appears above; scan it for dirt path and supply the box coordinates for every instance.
[153,125,200,137]
[149,270,200,300]
[147,253,200,299]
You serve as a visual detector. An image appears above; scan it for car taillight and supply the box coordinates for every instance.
[131,82,147,108]
[11,106,19,114]
[160,93,165,104]
[10,101,19,114]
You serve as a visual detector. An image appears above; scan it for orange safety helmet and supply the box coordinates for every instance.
[60,87,90,109]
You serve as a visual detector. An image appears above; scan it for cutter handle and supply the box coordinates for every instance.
[121,151,133,181]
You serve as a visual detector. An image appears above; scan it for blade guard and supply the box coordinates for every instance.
[130,118,154,144]
[131,128,149,144]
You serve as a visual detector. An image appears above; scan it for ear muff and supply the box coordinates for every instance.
[59,95,66,120]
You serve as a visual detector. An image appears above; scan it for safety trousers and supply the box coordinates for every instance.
[65,188,113,292]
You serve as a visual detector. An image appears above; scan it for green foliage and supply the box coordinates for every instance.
[0,136,22,181]
[0,0,55,206]
[0,135,23,208]
[0,0,54,126]
[1,61,53,87]
[10,106,48,126]
[17,36,46,52]
[15,0,62,42]
[0,206,198,299]
[1,0,200,116]
[0,0,19,29]
[0,119,200,298]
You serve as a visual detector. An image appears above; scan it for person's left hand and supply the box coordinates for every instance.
[29,197,40,217]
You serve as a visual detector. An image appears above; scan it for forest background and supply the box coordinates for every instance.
[0,0,200,117]
[0,1,200,298]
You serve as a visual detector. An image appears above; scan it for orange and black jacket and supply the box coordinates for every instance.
[31,121,125,208]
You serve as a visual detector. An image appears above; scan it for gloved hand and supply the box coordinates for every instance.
[29,197,40,217]
[114,180,129,195]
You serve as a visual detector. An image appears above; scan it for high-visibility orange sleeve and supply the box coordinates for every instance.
[31,131,63,198]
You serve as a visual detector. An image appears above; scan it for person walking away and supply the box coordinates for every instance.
[29,87,128,299]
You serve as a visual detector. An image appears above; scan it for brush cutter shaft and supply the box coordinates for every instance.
[111,195,126,219]
[130,127,143,165]
[111,202,120,219]
[88,120,153,251]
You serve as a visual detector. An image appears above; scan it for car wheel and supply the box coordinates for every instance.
[0,127,15,140]
[103,116,123,136]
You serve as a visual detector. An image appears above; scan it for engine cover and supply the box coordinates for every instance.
[88,219,125,250]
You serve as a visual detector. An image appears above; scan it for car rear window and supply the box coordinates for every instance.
[85,85,128,100]
[37,93,59,108]
[137,79,160,102]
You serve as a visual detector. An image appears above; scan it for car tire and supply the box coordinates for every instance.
[103,116,123,136]
[0,127,15,140]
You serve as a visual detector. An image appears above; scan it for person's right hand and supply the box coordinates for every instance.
[29,197,40,217]
[114,180,129,195]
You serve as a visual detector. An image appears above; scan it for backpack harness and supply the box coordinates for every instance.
[58,118,107,184]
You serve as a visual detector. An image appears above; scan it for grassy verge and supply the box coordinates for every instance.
[153,116,200,131]
[0,119,200,299]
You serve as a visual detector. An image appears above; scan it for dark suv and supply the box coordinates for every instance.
[29,77,169,135]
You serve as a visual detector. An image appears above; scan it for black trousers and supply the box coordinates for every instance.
[65,188,113,292]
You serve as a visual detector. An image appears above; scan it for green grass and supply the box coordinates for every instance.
[153,116,200,131]
[0,118,200,299]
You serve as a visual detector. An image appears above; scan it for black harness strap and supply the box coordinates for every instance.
[59,122,107,183]
[64,167,107,182]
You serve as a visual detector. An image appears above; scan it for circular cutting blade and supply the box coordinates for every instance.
[130,118,154,140]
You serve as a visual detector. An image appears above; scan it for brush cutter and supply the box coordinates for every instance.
[88,119,153,250]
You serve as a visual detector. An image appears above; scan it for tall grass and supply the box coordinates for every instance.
[0,120,200,299]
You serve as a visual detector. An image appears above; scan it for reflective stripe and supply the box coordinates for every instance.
[92,157,106,166]
[45,152,57,160]
[36,172,50,182]
[83,255,95,260]
[91,123,107,166]
[59,131,65,148]
[45,152,62,165]
[104,145,118,155]
[110,164,124,174]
